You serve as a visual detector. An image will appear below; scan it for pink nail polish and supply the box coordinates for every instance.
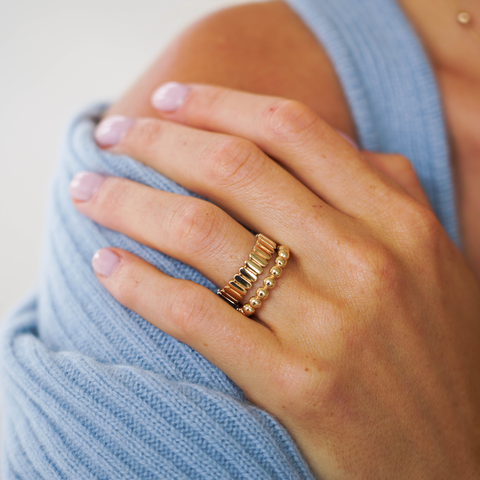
[151,82,191,112]
[70,172,105,202]
[94,115,135,147]
[336,130,359,149]
[92,248,120,277]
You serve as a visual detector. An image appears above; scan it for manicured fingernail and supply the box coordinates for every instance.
[94,115,135,147]
[92,248,120,277]
[151,82,191,112]
[336,130,359,149]
[70,172,105,202]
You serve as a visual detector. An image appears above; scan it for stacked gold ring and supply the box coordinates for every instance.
[217,233,290,318]
[217,234,277,307]
[237,245,290,317]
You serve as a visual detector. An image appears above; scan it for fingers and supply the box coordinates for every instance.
[149,83,405,220]
[95,115,342,253]
[70,172,301,327]
[92,247,278,397]
[70,172,253,288]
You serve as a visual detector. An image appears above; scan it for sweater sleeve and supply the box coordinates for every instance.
[0,105,314,480]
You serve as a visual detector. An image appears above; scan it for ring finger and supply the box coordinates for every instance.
[70,173,297,324]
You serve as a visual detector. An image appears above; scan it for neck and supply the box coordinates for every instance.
[397,0,480,80]
[396,0,480,279]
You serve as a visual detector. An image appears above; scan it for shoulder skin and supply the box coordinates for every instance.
[105,0,356,139]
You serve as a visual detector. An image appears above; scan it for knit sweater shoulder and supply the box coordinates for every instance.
[0,0,458,478]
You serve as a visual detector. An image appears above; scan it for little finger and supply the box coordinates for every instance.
[92,247,279,401]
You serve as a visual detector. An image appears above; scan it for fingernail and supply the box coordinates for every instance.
[94,115,135,147]
[92,248,120,277]
[336,130,359,149]
[151,82,191,112]
[70,172,105,202]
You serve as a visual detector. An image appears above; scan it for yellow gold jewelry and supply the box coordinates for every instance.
[237,245,290,317]
[217,234,277,307]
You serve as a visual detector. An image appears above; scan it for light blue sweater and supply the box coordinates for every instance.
[0,0,459,478]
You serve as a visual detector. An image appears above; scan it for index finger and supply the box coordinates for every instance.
[151,82,408,221]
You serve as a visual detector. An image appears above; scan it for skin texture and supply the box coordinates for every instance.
[73,84,480,478]
[396,0,480,292]
[105,0,480,282]
[72,0,480,477]
[105,2,356,142]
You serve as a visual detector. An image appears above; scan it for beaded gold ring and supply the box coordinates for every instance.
[237,245,290,317]
[217,234,277,307]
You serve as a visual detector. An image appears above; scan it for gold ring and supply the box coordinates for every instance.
[237,245,290,317]
[217,234,277,307]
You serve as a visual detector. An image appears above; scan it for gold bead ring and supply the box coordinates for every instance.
[237,245,290,317]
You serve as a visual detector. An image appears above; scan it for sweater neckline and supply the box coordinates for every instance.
[286,0,460,245]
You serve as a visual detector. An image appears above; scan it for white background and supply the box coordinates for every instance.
[0,0,251,321]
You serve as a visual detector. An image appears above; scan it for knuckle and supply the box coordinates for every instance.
[401,201,442,248]
[169,283,210,337]
[204,136,263,188]
[169,199,225,255]
[260,99,321,144]
[270,356,333,419]
[342,239,399,296]
[364,247,399,292]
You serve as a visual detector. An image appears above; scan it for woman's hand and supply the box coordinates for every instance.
[70,84,480,479]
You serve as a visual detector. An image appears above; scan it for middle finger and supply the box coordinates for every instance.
[96,116,348,252]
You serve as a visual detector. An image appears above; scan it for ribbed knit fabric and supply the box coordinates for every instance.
[0,0,459,478]
[0,104,315,480]
[287,0,459,245]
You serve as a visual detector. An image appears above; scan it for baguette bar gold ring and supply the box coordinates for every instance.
[217,234,277,307]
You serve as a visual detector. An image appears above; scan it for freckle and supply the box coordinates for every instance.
[203,343,208,347]
[282,405,286,409]
[305,355,309,358]
[305,368,309,372]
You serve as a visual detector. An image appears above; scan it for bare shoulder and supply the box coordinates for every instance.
[106,0,355,137]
